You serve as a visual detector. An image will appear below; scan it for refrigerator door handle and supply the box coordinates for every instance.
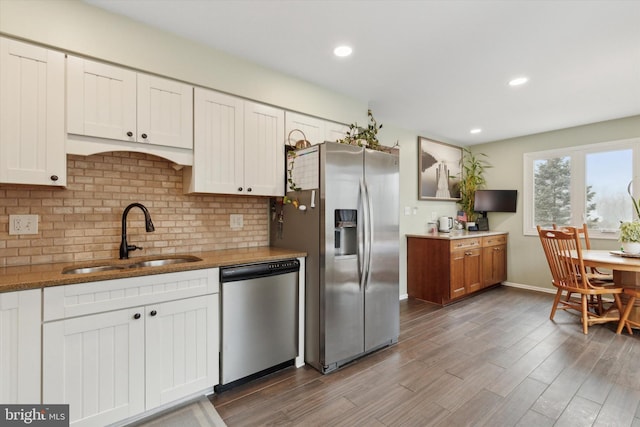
[357,179,366,289]
[363,181,374,288]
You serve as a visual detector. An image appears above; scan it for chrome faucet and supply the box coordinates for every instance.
[119,203,155,259]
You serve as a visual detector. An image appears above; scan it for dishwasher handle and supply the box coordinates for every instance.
[220,259,300,283]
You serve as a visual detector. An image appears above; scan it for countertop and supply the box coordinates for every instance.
[0,247,306,293]
[406,230,508,240]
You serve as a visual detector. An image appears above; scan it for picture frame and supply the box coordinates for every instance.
[418,137,462,200]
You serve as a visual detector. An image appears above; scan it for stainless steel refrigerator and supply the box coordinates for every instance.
[270,141,399,374]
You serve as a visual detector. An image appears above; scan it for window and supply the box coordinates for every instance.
[523,138,640,237]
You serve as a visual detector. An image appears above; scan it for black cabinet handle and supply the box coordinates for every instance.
[150,310,157,317]
[247,187,252,192]
[126,131,133,137]
[141,133,148,139]
[50,175,58,182]
[238,187,243,192]
[133,313,141,319]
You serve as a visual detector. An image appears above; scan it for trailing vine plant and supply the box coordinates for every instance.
[336,109,383,151]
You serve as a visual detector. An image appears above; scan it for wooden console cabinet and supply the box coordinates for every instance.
[407,232,507,305]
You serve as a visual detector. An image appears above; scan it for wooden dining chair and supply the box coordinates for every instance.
[552,223,613,282]
[552,223,613,314]
[616,288,640,334]
[537,226,628,334]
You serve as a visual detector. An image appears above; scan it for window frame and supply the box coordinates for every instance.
[523,137,640,238]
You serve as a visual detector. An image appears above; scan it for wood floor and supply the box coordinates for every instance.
[210,286,640,426]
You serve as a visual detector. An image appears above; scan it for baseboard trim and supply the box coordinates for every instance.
[502,281,556,295]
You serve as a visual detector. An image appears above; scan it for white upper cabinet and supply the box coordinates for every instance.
[0,37,66,186]
[285,111,349,147]
[285,112,326,147]
[185,87,284,196]
[66,56,193,164]
[186,89,244,194]
[244,101,285,196]
[325,121,350,143]
[137,73,193,150]
[67,56,137,141]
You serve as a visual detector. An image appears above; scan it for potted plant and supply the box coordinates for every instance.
[336,109,383,151]
[619,179,640,253]
[457,148,491,223]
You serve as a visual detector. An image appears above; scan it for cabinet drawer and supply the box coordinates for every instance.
[482,234,507,247]
[44,268,219,321]
[450,238,481,251]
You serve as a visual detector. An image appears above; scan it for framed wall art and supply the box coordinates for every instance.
[418,137,462,200]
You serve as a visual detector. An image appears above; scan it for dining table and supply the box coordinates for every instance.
[578,249,640,325]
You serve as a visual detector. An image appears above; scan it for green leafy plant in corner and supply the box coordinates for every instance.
[457,148,491,222]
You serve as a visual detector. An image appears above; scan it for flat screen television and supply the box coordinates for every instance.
[474,190,518,214]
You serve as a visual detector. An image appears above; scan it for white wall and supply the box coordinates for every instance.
[474,115,640,291]
[3,0,637,297]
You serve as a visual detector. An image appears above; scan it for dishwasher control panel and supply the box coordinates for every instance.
[220,259,300,283]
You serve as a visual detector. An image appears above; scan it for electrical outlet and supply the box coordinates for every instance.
[431,211,438,220]
[9,214,39,235]
[404,207,411,216]
[230,214,243,230]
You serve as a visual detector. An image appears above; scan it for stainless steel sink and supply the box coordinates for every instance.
[129,256,202,268]
[62,265,126,274]
[61,255,202,274]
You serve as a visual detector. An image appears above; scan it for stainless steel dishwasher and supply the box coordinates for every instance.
[217,259,299,391]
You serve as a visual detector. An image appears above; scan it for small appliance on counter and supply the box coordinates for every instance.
[438,216,453,232]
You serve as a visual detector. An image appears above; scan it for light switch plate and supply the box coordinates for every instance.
[9,214,39,235]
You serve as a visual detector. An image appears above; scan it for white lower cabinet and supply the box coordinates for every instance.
[43,307,146,426]
[0,289,41,404]
[42,269,219,427]
[145,294,218,409]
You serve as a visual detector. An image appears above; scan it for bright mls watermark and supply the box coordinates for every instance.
[1,405,69,426]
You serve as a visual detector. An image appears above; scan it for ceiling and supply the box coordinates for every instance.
[84,0,640,145]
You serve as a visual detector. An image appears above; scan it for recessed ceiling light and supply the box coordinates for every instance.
[470,128,482,134]
[334,45,353,57]
[509,77,529,87]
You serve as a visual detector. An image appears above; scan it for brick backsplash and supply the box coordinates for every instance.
[0,152,270,267]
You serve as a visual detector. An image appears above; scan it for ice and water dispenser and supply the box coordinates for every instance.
[335,209,357,256]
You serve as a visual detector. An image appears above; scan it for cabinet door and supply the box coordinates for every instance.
[145,294,218,409]
[67,55,137,142]
[285,111,326,146]
[483,244,507,286]
[43,308,145,427]
[465,248,483,293]
[0,37,65,185]
[450,248,482,298]
[450,249,467,299]
[244,101,285,196]
[190,88,244,194]
[325,121,350,142]
[0,289,41,404]
[137,73,193,149]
